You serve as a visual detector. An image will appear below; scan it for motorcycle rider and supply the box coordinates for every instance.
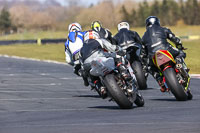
[65,22,86,76]
[142,16,186,92]
[113,21,148,74]
[91,21,114,44]
[79,30,131,97]
[113,21,143,48]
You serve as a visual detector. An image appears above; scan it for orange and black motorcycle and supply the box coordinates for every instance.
[152,49,193,101]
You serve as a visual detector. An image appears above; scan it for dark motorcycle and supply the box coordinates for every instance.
[122,43,148,90]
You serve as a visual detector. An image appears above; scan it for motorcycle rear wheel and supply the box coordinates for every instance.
[132,61,147,90]
[104,74,133,109]
[163,68,188,101]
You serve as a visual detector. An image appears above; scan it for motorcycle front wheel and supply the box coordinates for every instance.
[104,74,133,109]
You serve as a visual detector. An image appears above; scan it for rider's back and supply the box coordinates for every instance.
[114,29,136,46]
[142,25,170,56]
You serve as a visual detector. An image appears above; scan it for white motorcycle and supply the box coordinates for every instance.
[87,56,144,109]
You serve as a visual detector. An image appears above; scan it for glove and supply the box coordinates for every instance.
[177,44,184,50]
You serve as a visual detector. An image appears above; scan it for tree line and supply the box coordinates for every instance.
[121,0,200,27]
[0,7,16,34]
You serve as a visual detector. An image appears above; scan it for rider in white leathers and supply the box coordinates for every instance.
[65,22,86,75]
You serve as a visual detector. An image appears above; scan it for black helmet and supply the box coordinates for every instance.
[145,16,160,27]
[91,21,102,31]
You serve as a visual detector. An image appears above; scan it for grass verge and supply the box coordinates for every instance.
[0,40,199,74]
[0,43,65,62]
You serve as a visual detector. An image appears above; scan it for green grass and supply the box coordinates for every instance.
[0,40,199,73]
[130,25,200,37]
[0,31,68,40]
[0,43,65,62]
[183,40,200,74]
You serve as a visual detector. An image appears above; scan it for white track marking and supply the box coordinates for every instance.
[1,54,200,79]
[40,73,50,76]
[0,54,69,66]
[0,90,88,92]
[0,83,62,86]
[190,74,200,79]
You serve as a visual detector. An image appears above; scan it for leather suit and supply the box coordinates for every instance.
[142,24,185,80]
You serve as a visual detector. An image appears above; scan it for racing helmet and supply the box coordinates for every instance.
[91,21,102,31]
[84,30,100,41]
[68,22,82,32]
[117,21,130,31]
[145,16,160,27]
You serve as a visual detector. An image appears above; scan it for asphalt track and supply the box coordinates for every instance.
[0,57,199,133]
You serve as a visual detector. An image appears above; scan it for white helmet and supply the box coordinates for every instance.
[84,30,100,41]
[117,22,130,31]
[68,22,82,32]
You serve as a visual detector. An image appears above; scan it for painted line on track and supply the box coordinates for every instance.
[190,74,200,79]
[1,54,200,79]
[0,83,62,86]
[0,54,69,66]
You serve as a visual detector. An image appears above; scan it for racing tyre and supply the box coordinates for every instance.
[132,61,147,90]
[104,74,133,109]
[163,68,188,101]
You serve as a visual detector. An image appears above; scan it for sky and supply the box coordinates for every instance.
[38,0,101,6]
[8,0,145,7]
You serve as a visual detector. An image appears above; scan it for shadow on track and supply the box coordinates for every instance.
[88,105,143,110]
[139,87,155,90]
[150,98,177,102]
[73,94,101,98]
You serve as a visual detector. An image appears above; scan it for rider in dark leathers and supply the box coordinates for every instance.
[113,22,148,78]
[113,22,143,46]
[113,22,146,60]
[142,16,186,91]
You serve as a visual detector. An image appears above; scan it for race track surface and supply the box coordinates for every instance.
[0,57,199,133]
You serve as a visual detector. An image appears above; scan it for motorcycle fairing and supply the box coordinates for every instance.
[153,50,176,70]
[90,57,115,77]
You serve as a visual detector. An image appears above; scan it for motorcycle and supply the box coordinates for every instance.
[152,49,193,101]
[122,42,148,90]
[86,56,144,109]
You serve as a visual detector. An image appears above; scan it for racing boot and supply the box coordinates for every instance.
[73,64,81,76]
[157,77,169,92]
[81,70,89,86]
[82,77,89,86]
[94,80,107,99]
